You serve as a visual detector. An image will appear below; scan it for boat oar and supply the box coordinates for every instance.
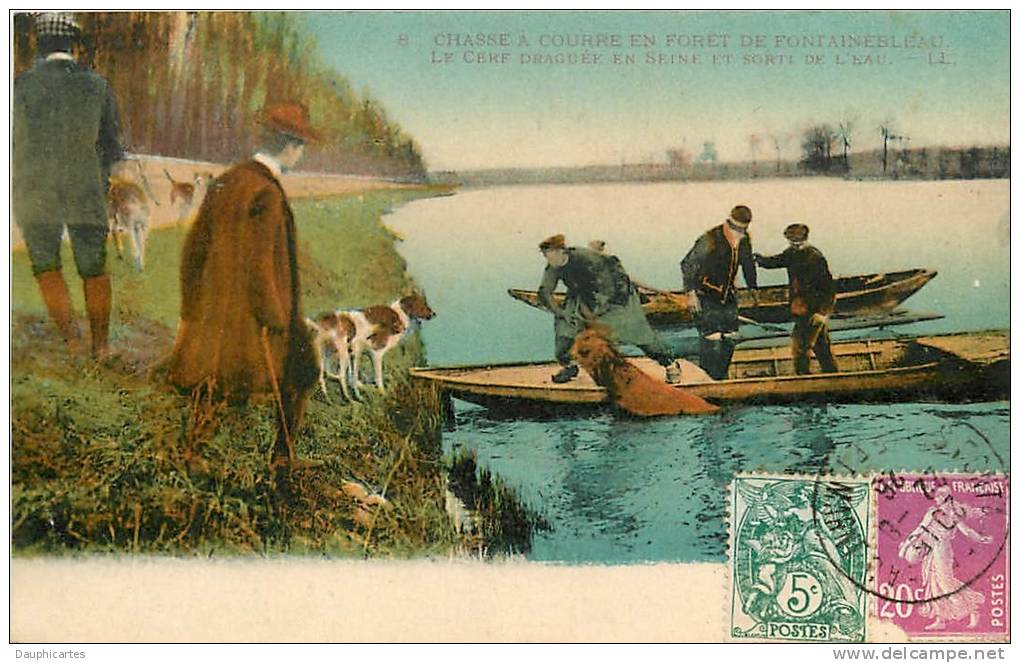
[737,315,788,334]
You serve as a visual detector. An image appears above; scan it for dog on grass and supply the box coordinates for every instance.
[164,168,214,224]
[307,310,358,401]
[308,293,436,400]
[570,326,719,416]
[108,160,158,271]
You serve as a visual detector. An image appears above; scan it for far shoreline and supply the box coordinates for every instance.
[430,173,1011,192]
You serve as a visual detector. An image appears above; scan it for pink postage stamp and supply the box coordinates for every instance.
[873,473,1009,639]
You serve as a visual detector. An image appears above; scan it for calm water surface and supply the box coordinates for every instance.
[385,179,1009,564]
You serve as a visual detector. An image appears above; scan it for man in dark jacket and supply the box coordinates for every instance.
[681,205,758,379]
[755,223,838,374]
[538,234,682,383]
[13,13,124,359]
[168,104,321,466]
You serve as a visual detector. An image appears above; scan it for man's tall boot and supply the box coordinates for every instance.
[83,274,112,360]
[699,336,727,380]
[35,270,81,355]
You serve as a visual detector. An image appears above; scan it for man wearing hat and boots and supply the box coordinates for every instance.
[168,103,321,467]
[13,12,124,360]
[680,205,759,380]
[755,223,839,375]
[538,234,684,383]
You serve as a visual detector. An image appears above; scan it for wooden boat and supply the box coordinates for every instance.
[411,331,1009,413]
[508,268,937,326]
[694,309,944,343]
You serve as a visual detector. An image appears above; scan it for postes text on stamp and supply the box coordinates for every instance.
[730,475,871,643]
[873,473,1009,639]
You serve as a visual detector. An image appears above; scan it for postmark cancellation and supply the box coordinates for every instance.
[729,472,1009,644]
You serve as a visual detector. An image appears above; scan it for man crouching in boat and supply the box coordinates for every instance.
[537,234,684,384]
[755,223,839,375]
[681,205,758,380]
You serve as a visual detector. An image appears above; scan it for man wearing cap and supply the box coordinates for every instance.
[538,235,683,383]
[680,205,758,380]
[168,103,321,466]
[13,12,124,360]
[755,224,839,374]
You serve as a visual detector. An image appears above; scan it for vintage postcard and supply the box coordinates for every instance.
[8,9,1010,647]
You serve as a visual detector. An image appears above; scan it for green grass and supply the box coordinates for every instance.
[11,189,443,328]
[11,186,480,557]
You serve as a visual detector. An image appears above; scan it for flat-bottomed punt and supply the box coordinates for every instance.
[508,268,937,326]
[411,331,1008,413]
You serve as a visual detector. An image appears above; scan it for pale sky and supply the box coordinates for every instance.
[304,10,1009,171]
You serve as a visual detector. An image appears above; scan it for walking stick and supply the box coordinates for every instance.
[261,326,293,464]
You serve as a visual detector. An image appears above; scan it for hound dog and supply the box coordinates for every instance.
[307,310,358,401]
[107,180,154,271]
[309,293,436,399]
[107,159,160,271]
[164,168,213,224]
[570,326,719,416]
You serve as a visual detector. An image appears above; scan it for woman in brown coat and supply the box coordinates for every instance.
[168,104,320,465]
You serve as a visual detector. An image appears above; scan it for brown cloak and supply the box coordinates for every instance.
[168,160,316,399]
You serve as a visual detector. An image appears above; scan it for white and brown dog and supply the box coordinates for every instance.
[309,293,435,400]
[307,310,357,401]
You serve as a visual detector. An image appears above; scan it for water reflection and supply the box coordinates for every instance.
[445,402,1007,564]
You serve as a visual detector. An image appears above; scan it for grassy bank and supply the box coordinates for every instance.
[11,186,495,557]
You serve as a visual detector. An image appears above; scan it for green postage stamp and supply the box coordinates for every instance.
[730,475,871,643]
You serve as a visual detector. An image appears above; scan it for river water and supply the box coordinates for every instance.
[385,178,1010,564]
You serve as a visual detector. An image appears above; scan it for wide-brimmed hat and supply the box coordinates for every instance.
[784,223,809,242]
[539,234,567,251]
[729,205,753,226]
[35,12,81,38]
[259,103,321,144]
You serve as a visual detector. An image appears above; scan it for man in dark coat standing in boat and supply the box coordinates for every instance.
[681,205,758,380]
[13,12,124,360]
[538,234,684,383]
[168,103,321,467]
[755,223,838,375]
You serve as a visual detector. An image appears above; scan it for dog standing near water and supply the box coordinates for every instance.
[309,293,436,399]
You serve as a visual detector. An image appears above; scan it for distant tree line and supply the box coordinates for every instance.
[665,123,1007,181]
[14,12,426,180]
[881,145,1010,180]
[442,141,1011,188]
[797,123,1008,180]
